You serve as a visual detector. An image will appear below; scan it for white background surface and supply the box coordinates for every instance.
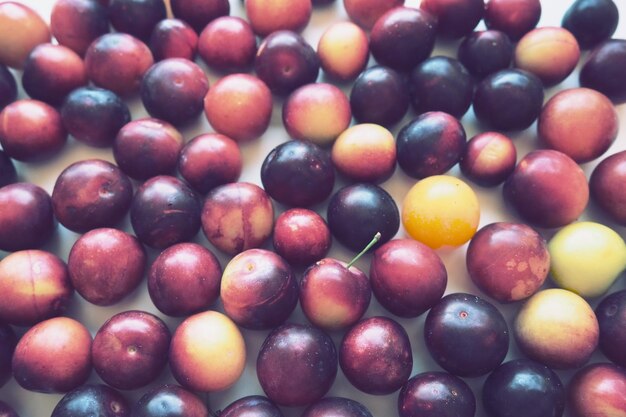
[1,0,626,416]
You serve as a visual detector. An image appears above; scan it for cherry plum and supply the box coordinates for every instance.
[580,39,626,103]
[149,19,198,62]
[562,0,619,49]
[198,17,256,72]
[0,2,50,69]
[108,0,166,42]
[485,0,541,41]
[169,0,229,33]
[51,0,109,56]
[51,384,130,417]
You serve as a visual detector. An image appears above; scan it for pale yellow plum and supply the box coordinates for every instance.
[317,21,369,81]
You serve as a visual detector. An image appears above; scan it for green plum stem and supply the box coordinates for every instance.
[347,232,381,268]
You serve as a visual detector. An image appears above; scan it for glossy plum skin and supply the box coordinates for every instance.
[221,249,298,330]
[51,159,133,233]
[568,363,626,417]
[51,384,130,417]
[141,59,209,126]
[108,0,166,42]
[591,151,626,225]
[68,228,146,306]
[340,316,412,395]
[503,150,589,228]
[273,208,331,266]
[466,222,550,303]
[485,0,541,41]
[170,0,230,33]
[0,324,16,388]
[261,140,334,207]
[398,372,475,417]
[460,131,517,187]
[0,150,16,187]
[0,2,51,69]
[421,0,484,39]
[50,0,109,56]
[61,87,131,148]
[317,21,369,82]
[396,111,467,179]
[0,401,18,417]
[0,65,17,110]
[198,16,256,72]
[370,239,447,318]
[220,396,284,417]
[562,0,619,49]
[133,384,209,417]
[148,243,222,317]
[580,39,626,104]
[369,7,438,72]
[327,183,400,252]
[482,359,565,417]
[350,66,409,127]
[596,290,626,368]
[302,397,373,417]
[149,19,198,62]
[257,323,337,407]
[458,30,513,79]
[424,293,509,377]
[0,183,54,252]
[344,0,403,29]
[245,0,312,37]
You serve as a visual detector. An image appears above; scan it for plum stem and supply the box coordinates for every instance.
[347,232,381,268]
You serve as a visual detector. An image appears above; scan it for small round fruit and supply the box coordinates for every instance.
[220,396,284,417]
[149,18,198,62]
[169,0,230,33]
[343,0,403,29]
[317,21,368,81]
[420,0,484,39]
[466,222,550,303]
[591,151,626,225]
[398,372,476,417]
[596,290,626,368]
[457,30,514,79]
[513,288,599,369]
[484,0,541,41]
[108,0,165,42]
[460,132,517,187]
[0,2,50,68]
[273,208,331,266]
[568,363,626,417]
[402,175,480,249]
[0,65,17,110]
[562,0,619,49]
[198,16,256,72]
[0,324,16,388]
[245,0,312,37]
[303,397,373,417]
[169,311,246,392]
[50,0,109,56]
[580,39,626,104]
[133,384,209,417]
[52,384,130,417]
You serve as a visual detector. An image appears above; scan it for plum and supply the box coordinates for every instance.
[457,30,513,79]
[460,132,517,187]
[0,323,16,388]
[591,151,626,224]
[50,0,109,56]
[0,65,16,110]
[317,21,369,82]
[169,0,229,33]
[568,363,626,417]
[343,0,403,29]
[198,16,256,72]
[219,396,283,417]
[51,384,130,417]
[484,0,541,41]
[398,372,475,417]
[245,0,312,36]
[108,0,166,42]
[133,384,209,417]
[562,0,619,49]
[596,290,626,367]
[0,401,18,417]
[272,208,331,266]
[420,0,484,39]
[580,39,626,103]
[302,397,373,417]
[150,19,198,62]
[0,2,50,69]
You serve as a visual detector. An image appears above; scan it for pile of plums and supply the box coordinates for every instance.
[1,0,626,416]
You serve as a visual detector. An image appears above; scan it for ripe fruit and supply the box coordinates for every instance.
[398,372,475,417]
[272,208,331,266]
[0,2,50,68]
[568,363,626,417]
[133,384,209,417]
[245,0,312,36]
[596,290,626,367]
[580,39,626,103]
[460,131,517,187]
[590,150,626,225]
[317,21,368,81]
[51,384,130,417]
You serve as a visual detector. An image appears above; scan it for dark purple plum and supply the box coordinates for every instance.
[580,39,626,103]
[458,30,513,79]
[0,323,16,387]
[170,0,230,33]
[327,183,399,252]
[340,316,412,395]
[133,384,209,417]
[369,7,438,72]
[149,18,198,62]
[51,159,133,233]
[473,69,544,131]
[484,0,541,41]
[302,397,373,417]
[61,86,131,148]
[51,384,130,417]
[0,401,18,417]
[219,396,284,417]
[409,56,473,117]
[562,0,618,49]
[273,208,331,266]
[398,372,476,417]
[108,0,166,42]
[0,183,54,252]
[130,175,201,249]
[257,323,337,407]
[482,359,565,417]
[0,150,17,187]
[254,30,320,95]
[420,0,484,39]
[596,290,626,368]
[50,0,110,56]
[396,111,466,179]
[350,66,409,127]
[591,151,626,225]
[140,58,209,126]
[261,140,334,207]
[0,64,17,109]
[424,293,509,377]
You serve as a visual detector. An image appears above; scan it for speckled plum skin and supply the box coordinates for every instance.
[344,0,403,29]
[149,19,198,62]
[257,323,337,406]
[0,324,16,388]
[457,30,513,79]
[12,317,92,393]
[0,65,17,110]
[68,228,146,306]
[420,0,484,39]
[201,182,274,255]
[0,401,19,417]
[302,397,373,417]
[170,0,230,33]
[340,316,412,395]
[0,182,54,252]
[198,16,256,72]
[466,222,550,303]
[485,0,542,41]
[460,131,517,187]
[51,384,130,417]
[591,151,626,225]
[220,396,283,417]
[0,250,72,326]
[50,0,109,56]
[133,384,209,417]
[370,239,447,318]
[503,150,589,228]
[246,0,312,37]
[596,290,626,368]
[130,176,201,249]
[273,208,331,266]
[108,0,165,42]
[51,159,133,233]
[568,363,626,417]
[398,372,476,417]
[580,39,626,104]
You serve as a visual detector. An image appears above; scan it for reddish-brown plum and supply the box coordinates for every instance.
[92,310,170,390]
[485,0,541,41]
[261,140,335,207]
[0,65,17,109]
[568,363,626,417]
[0,99,67,162]
[12,317,92,393]
[198,16,256,72]
[398,372,476,417]
[51,159,133,233]
[113,118,183,180]
[562,0,619,49]
[246,0,312,37]
[273,208,331,266]
[108,0,166,42]
[396,111,466,179]
[84,33,154,96]
[220,396,284,417]
[340,316,412,395]
[141,58,209,125]
[254,31,319,96]
[149,18,198,61]
[0,2,50,69]
[317,21,369,82]
[473,69,544,131]
[257,323,337,406]
[0,401,18,417]
[580,39,626,103]
[503,150,589,228]
[50,0,110,56]
[370,239,447,318]
[302,397,373,417]
[457,30,513,79]
[424,293,509,377]
[221,249,298,330]
[596,290,626,368]
[460,131,517,187]
[591,151,626,225]
[131,176,201,249]
[51,384,130,417]
[170,0,230,33]
[344,0,403,29]
[350,66,410,128]
[0,250,72,326]
[0,323,16,388]
[0,182,54,251]
[133,385,209,417]
[0,150,16,187]
[201,182,274,255]
[421,0,484,39]
[369,7,438,72]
